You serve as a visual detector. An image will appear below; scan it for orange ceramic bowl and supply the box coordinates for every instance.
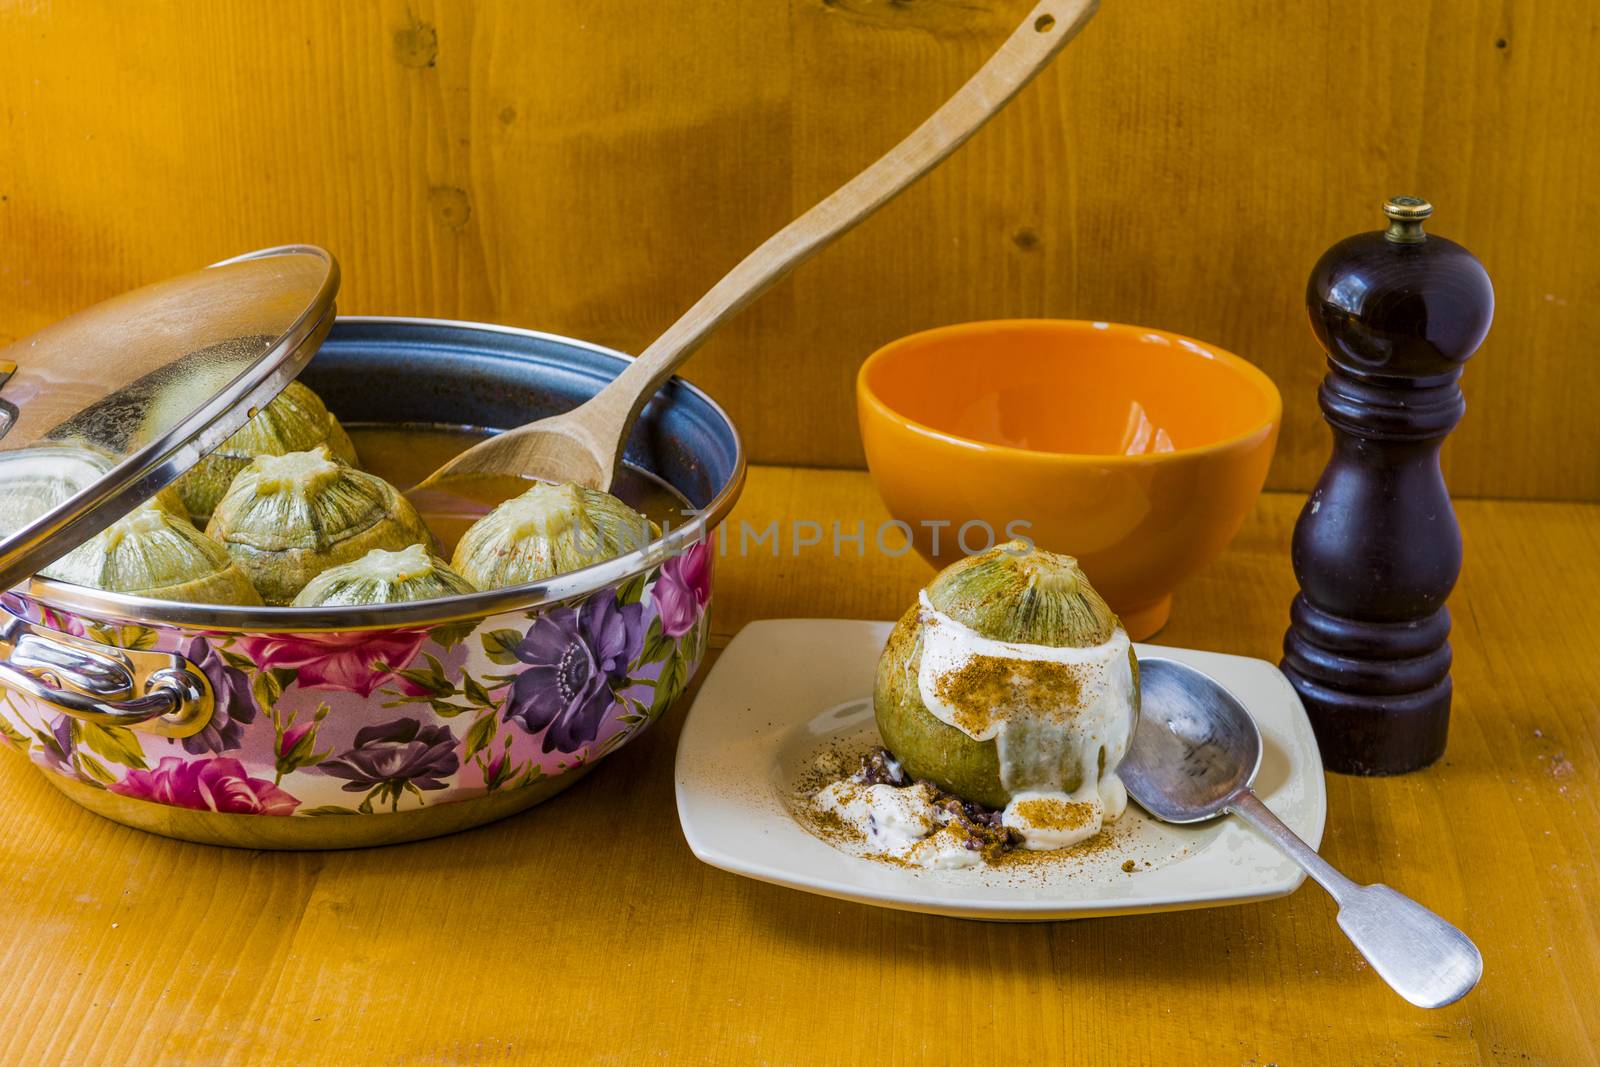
[857,320,1281,639]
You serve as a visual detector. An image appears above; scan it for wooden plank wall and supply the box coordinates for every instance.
[1,0,1595,499]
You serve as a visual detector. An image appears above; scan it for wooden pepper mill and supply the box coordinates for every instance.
[1281,196,1493,775]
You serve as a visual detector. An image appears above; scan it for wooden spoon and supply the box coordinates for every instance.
[420,0,1099,493]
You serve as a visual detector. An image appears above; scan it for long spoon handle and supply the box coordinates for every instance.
[579,0,1099,458]
[1229,789,1483,1009]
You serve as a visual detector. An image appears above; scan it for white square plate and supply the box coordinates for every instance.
[675,619,1326,921]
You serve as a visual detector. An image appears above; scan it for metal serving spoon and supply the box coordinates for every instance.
[1120,658,1483,1009]
[417,0,1099,494]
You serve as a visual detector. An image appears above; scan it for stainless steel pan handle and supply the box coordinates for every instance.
[0,615,213,738]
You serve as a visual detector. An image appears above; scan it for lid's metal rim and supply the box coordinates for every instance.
[18,316,748,633]
[0,245,340,592]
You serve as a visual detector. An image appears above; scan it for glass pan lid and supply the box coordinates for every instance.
[0,246,339,591]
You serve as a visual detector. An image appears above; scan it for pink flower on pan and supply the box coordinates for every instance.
[1,593,91,639]
[234,629,431,698]
[652,541,711,638]
[111,757,300,816]
[276,720,318,760]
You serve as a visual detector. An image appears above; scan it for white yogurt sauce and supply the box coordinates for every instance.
[915,592,1135,851]
[813,780,983,870]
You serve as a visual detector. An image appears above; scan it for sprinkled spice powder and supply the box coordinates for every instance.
[986,825,1123,868]
[800,747,1132,868]
[794,748,1174,885]
[1009,795,1093,833]
[806,805,865,849]
[931,654,1086,735]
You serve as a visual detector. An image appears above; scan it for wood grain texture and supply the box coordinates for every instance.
[0,468,1595,1065]
[427,0,1097,492]
[2,2,1598,499]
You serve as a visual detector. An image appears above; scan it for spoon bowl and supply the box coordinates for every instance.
[1121,657,1483,1009]
[1121,657,1261,823]
[413,423,607,494]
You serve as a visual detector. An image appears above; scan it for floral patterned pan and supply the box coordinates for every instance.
[0,319,744,848]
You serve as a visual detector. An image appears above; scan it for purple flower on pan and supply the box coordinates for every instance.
[110,756,300,816]
[31,715,81,778]
[318,717,460,811]
[653,540,712,638]
[177,636,257,754]
[0,592,32,621]
[504,596,644,754]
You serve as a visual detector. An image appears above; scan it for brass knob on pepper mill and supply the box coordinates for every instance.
[1281,196,1493,775]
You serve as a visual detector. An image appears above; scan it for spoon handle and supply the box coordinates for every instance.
[1227,789,1359,901]
[581,0,1100,452]
[1229,789,1483,1009]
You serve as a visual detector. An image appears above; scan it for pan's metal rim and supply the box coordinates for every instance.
[16,316,748,634]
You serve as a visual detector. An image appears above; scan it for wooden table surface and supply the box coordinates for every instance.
[2,467,1596,1066]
